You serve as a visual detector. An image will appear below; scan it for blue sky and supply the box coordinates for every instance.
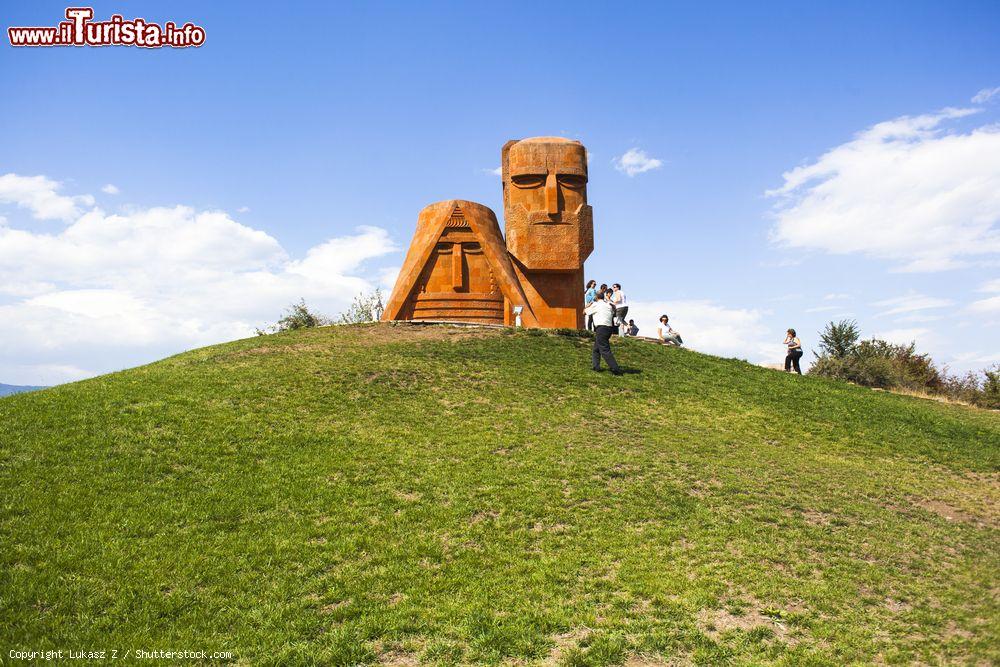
[1,1,998,384]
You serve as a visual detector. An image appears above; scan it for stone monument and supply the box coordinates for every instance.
[381,200,538,326]
[501,137,593,329]
[382,137,592,329]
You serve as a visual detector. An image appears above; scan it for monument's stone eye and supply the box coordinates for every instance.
[382,137,594,329]
[512,175,546,188]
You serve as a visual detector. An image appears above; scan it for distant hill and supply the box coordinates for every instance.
[0,383,46,397]
[0,323,996,664]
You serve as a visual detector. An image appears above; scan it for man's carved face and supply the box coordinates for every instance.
[503,137,594,271]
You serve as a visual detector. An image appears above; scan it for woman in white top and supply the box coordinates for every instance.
[610,283,628,333]
[657,315,683,346]
[784,328,803,374]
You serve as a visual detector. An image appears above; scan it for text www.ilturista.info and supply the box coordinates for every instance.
[8,7,205,48]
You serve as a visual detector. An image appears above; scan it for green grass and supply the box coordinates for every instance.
[1,323,998,665]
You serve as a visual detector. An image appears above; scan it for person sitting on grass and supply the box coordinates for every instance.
[583,290,623,375]
[657,315,683,346]
[624,319,639,337]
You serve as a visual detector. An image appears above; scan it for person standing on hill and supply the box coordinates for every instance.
[784,328,803,374]
[584,279,598,331]
[610,283,628,333]
[584,290,623,375]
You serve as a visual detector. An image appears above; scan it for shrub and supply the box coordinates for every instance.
[939,365,1000,409]
[338,289,384,324]
[853,339,941,390]
[256,299,330,335]
[810,352,897,388]
[811,320,996,408]
[983,366,1000,409]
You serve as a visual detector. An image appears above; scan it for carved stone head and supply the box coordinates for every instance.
[381,200,538,325]
[502,136,594,271]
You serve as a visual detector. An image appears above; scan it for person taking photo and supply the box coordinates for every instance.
[583,290,623,375]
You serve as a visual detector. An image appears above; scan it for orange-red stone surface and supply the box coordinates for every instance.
[502,137,593,329]
[382,200,538,326]
[383,138,593,329]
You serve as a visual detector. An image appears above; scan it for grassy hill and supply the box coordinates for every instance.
[1,324,997,665]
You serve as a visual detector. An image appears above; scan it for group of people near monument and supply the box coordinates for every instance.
[581,279,803,377]
[583,281,684,343]
[582,280,686,375]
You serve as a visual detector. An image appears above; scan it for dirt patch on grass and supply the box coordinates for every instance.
[378,650,420,666]
[342,322,501,345]
[531,521,568,534]
[697,599,801,646]
[624,656,691,667]
[364,369,428,388]
[226,342,330,358]
[802,509,833,526]
[913,498,992,528]
[943,620,974,640]
[543,628,591,665]
[320,599,351,614]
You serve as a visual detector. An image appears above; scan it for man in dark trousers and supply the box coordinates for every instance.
[583,290,623,375]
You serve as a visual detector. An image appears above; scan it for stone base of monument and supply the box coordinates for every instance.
[386,319,508,330]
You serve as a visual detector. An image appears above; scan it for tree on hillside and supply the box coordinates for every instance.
[817,319,860,359]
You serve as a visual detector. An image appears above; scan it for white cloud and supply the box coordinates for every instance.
[613,148,663,177]
[758,257,803,268]
[969,295,1000,313]
[978,278,1000,293]
[767,106,1000,272]
[0,174,400,385]
[972,87,1000,104]
[237,206,250,213]
[805,305,839,313]
[892,313,943,324]
[377,266,401,291]
[870,327,932,346]
[628,299,780,363]
[968,278,1000,313]
[101,184,120,195]
[951,351,1000,366]
[871,292,952,316]
[0,173,95,221]
[483,167,502,177]
[823,293,850,301]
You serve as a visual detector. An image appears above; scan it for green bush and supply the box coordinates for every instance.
[337,289,384,324]
[810,352,897,388]
[256,299,330,335]
[853,339,941,390]
[984,366,1000,409]
[940,365,1000,409]
[810,320,996,408]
